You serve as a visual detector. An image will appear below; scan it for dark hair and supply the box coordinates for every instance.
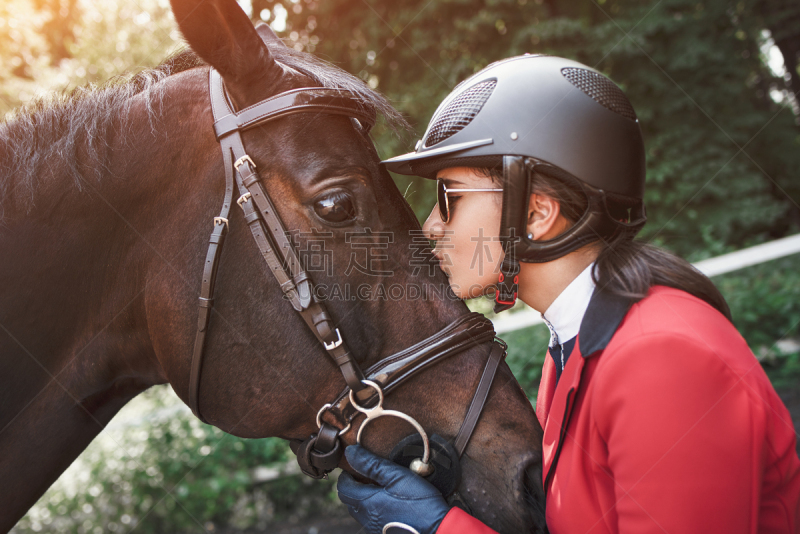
[481,167,732,320]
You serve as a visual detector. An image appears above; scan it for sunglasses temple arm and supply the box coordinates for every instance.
[445,188,504,192]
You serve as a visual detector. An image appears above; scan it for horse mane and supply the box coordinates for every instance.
[0,45,409,220]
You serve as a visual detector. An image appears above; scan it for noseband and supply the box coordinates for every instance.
[190,68,507,489]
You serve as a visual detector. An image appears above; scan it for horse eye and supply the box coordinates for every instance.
[313,191,357,223]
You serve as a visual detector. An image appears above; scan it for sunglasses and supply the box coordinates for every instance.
[437,179,503,223]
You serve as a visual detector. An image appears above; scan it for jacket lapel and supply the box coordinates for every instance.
[536,354,557,429]
[539,288,636,492]
[541,342,585,491]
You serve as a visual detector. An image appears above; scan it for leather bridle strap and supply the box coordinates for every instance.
[327,312,496,414]
[189,94,235,423]
[232,154,366,389]
[189,69,375,422]
[334,336,506,458]
[299,336,506,480]
[452,340,505,456]
[211,70,368,392]
[213,86,376,139]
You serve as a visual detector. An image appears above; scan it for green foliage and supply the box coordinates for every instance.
[0,1,50,112]
[503,323,551,404]
[261,0,800,256]
[715,254,800,387]
[1,0,180,116]
[13,387,340,534]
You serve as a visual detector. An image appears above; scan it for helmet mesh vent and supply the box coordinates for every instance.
[561,68,637,121]
[424,80,497,147]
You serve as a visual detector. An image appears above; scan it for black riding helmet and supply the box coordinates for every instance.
[382,54,647,312]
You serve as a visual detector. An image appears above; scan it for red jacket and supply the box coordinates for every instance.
[438,286,800,533]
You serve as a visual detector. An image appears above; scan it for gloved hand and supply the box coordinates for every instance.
[337,445,450,534]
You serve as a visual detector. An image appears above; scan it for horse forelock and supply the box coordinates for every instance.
[0,44,409,222]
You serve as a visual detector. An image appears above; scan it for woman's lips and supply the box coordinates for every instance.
[432,252,450,277]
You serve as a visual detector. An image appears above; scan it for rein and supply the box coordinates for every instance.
[190,68,507,488]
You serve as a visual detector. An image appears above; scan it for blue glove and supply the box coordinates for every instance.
[337,445,450,534]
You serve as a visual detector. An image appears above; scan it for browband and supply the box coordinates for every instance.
[213,86,376,139]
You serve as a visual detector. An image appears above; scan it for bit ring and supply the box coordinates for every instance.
[350,380,432,472]
[316,403,351,435]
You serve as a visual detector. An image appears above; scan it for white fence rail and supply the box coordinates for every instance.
[492,233,800,334]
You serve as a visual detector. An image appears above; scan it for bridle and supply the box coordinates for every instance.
[189,68,507,491]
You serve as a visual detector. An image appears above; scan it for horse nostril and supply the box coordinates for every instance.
[523,459,548,534]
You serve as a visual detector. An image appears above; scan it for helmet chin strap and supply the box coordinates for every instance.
[494,257,520,313]
[493,155,647,313]
[494,156,526,313]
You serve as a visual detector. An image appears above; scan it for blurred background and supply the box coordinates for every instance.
[2,0,799,532]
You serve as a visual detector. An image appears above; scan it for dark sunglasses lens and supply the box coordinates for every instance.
[437,180,449,222]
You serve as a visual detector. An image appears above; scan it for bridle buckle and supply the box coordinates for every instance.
[237,192,252,208]
[234,154,256,171]
[213,217,228,229]
[323,328,343,350]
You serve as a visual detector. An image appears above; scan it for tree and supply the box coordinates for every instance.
[1,0,180,116]
[262,0,800,257]
[758,0,800,105]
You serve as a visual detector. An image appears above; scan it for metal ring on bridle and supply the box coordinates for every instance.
[316,403,351,435]
[350,380,432,475]
[383,522,421,534]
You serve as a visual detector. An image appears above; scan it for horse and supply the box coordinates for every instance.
[0,1,545,532]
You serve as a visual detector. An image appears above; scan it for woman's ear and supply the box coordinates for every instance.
[527,193,565,240]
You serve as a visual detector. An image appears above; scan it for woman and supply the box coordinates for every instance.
[336,55,800,533]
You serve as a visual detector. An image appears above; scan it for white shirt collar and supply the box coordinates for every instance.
[541,263,596,348]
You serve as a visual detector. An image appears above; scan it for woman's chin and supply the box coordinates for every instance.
[447,281,469,300]
[449,280,493,300]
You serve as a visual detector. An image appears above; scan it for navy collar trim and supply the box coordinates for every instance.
[579,289,636,358]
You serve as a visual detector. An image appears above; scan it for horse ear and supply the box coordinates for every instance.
[169,0,282,100]
[255,21,288,48]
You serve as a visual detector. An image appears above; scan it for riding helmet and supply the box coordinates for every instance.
[382,54,647,311]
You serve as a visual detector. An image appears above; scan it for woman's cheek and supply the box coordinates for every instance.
[444,198,504,298]
[448,241,503,298]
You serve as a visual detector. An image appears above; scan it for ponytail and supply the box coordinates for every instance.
[593,235,732,320]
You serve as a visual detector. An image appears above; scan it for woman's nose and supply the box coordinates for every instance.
[422,206,445,240]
